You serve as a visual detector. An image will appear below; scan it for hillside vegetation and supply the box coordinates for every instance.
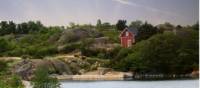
[0,20,198,87]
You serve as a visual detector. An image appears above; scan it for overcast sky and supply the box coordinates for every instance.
[0,0,198,26]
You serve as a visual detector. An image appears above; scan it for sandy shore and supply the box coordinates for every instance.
[55,74,125,80]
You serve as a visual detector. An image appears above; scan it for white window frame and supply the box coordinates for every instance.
[126,32,129,36]
[128,39,132,47]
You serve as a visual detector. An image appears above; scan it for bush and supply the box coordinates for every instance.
[58,43,81,53]
[0,60,8,73]
[100,30,120,43]
[0,75,24,88]
[10,75,24,88]
[0,38,13,55]
[97,53,105,59]
[31,65,60,88]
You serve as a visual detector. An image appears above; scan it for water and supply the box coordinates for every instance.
[60,79,199,88]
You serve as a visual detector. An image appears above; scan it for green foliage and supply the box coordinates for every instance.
[0,21,16,35]
[100,30,120,43]
[109,34,149,71]
[192,22,199,30]
[101,22,114,30]
[0,75,24,88]
[10,75,24,88]
[114,48,132,61]
[31,66,60,88]
[0,20,198,75]
[0,38,13,55]
[137,33,181,74]
[0,23,62,58]
[0,60,8,73]
[113,30,198,74]
[67,22,94,29]
[136,22,158,41]
[59,43,81,53]
[129,20,143,29]
[97,53,105,59]
[80,38,95,56]
[176,29,199,73]
[116,20,127,31]
[110,47,133,70]
[157,22,175,33]
[0,21,45,35]
[96,19,102,30]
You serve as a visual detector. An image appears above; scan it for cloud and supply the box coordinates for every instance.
[112,0,138,6]
[112,0,132,5]
[111,0,182,18]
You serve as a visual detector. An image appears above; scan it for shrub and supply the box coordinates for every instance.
[10,75,24,88]
[0,38,13,55]
[58,43,81,53]
[97,53,105,59]
[0,60,8,73]
[31,65,60,88]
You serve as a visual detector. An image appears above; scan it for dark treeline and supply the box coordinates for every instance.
[0,21,45,35]
[0,20,198,36]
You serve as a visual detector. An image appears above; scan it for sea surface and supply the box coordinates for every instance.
[60,79,199,88]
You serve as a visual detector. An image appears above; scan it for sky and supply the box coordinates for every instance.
[0,0,199,26]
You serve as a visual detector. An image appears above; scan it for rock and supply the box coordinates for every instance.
[58,29,103,45]
[12,59,73,80]
[51,60,73,75]
[79,69,86,74]
[97,67,113,75]
[12,59,34,80]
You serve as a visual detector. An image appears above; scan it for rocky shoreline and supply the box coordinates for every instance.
[3,56,199,81]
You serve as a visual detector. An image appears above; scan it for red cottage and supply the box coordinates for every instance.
[119,27,138,48]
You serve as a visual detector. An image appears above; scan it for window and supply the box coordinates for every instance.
[128,39,132,47]
[126,32,129,36]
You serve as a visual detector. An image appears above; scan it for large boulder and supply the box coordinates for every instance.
[58,29,103,45]
[12,59,35,80]
[12,59,73,80]
[51,60,73,75]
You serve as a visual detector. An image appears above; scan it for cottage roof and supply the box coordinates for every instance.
[127,27,138,36]
[120,27,138,37]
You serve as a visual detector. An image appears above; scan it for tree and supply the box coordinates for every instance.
[31,65,60,88]
[116,20,127,31]
[192,22,199,31]
[157,22,174,33]
[136,22,157,41]
[27,21,40,32]
[0,21,8,35]
[101,22,112,29]
[96,19,102,30]
[17,22,29,34]
[140,33,182,74]
[176,25,182,30]
[8,21,16,34]
[176,29,199,73]
[68,22,77,29]
[111,48,133,70]
[129,20,142,29]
